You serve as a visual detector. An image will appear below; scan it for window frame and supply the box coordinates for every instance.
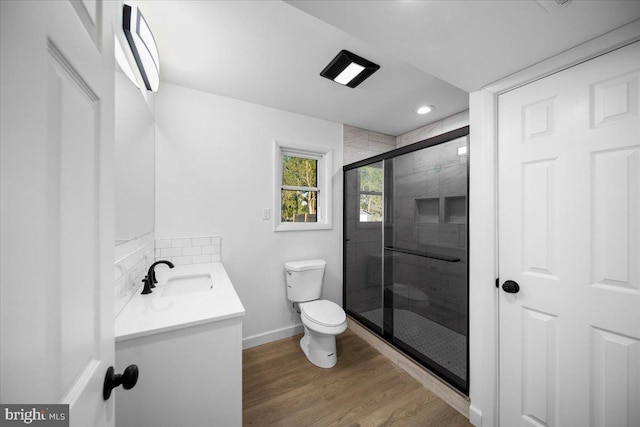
[273,139,333,232]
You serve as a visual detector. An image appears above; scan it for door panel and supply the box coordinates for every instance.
[522,159,557,278]
[1,1,115,426]
[591,147,638,290]
[50,41,101,399]
[499,42,640,427]
[590,327,640,427]
[521,308,557,427]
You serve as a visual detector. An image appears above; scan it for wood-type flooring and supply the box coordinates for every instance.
[243,329,472,427]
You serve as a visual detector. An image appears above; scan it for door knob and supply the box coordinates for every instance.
[502,280,520,294]
[103,365,139,400]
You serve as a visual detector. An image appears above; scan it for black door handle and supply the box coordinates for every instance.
[103,365,139,400]
[502,280,520,294]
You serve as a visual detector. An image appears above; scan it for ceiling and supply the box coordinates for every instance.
[287,0,640,93]
[137,1,640,136]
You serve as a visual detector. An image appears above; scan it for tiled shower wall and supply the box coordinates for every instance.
[343,110,469,166]
[114,236,222,318]
[343,125,396,165]
[343,112,470,333]
[396,111,469,148]
[391,138,468,333]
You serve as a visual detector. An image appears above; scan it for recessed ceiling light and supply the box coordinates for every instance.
[320,50,380,88]
[416,105,433,115]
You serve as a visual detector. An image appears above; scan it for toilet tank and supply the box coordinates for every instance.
[284,259,326,302]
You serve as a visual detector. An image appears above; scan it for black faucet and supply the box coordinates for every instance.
[141,260,175,294]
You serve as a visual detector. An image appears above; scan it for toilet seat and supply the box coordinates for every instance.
[300,300,347,334]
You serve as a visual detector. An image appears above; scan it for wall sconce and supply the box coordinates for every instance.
[123,4,160,92]
[114,35,139,88]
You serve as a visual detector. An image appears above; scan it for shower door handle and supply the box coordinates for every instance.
[502,280,520,294]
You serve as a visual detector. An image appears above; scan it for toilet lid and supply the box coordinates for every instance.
[301,300,346,327]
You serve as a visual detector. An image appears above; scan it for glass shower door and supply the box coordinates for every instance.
[344,162,384,334]
[343,127,469,394]
[383,136,468,391]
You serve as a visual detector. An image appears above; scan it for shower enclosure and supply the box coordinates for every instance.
[343,127,469,394]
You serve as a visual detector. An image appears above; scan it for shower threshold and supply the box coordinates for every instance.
[359,308,466,381]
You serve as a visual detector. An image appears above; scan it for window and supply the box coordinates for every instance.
[281,155,318,223]
[274,140,332,231]
[358,163,383,223]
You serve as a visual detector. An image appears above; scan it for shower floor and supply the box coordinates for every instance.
[359,308,466,380]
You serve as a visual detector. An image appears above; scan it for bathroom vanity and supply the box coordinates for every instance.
[115,263,245,427]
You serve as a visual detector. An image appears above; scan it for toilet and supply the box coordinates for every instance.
[285,259,347,368]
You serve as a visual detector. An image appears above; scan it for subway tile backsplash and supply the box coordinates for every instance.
[114,240,155,318]
[114,236,222,319]
[154,236,221,266]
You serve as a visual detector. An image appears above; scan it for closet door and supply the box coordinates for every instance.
[498,42,640,427]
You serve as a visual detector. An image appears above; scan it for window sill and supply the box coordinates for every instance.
[274,222,332,232]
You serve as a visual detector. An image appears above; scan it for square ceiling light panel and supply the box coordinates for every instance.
[320,50,380,88]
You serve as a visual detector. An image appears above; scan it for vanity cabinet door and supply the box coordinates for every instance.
[115,319,243,427]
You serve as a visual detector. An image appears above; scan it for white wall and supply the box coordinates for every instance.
[154,82,343,346]
[468,90,498,427]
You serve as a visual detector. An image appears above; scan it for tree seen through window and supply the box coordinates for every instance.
[359,164,383,222]
[281,156,318,223]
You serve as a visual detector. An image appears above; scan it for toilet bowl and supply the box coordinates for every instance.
[299,300,347,368]
[284,259,347,368]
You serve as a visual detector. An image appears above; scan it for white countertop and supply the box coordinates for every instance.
[115,262,245,342]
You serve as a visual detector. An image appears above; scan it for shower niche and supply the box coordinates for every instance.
[343,127,469,394]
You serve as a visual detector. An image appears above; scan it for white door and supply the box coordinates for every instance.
[1,1,116,426]
[498,42,640,427]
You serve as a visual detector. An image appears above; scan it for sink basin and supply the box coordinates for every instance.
[161,273,213,297]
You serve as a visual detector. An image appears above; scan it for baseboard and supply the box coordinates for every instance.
[347,316,470,419]
[242,323,304,349]
[469,404,482,426]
